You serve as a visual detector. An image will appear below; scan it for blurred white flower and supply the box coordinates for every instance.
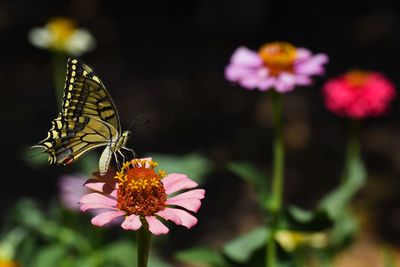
[28,17,95,56]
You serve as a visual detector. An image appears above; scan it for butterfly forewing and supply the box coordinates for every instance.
[35,58,122,167]
[62,58,121,132]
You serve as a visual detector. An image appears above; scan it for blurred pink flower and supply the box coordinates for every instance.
[323,70,396,119]
[225,42,328,92]
[59,174,89,211]
[79,158,205,236]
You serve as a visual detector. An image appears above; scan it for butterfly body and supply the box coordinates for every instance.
[34,58,133,175]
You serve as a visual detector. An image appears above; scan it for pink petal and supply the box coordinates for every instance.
[295,75,312,86]
[84,180,106,192]
[84,179,116,195]
[166,189,205,212]
[166,198,202,212]
[80,203,118,212]
[109,190,117,198]
[258,77,276,91]
[91,210,126,226]
[239,75,262,89]
[295,54,328,75]
[121,214,142,230]
[79,193,117,207]
[143,158,153,168]
[230,47,263,67]
[165,208,198,229]
[156,208,183,225]
[168,189,205,200]
[225,65,254,81]
[296,48,312,60]
[59,174,86,190]
[146,216,169,235]
[275,72,297,92]
[162,174,198,195]
[133,157,153,168]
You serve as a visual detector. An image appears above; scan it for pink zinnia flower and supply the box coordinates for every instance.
[225,42,328,92]
[323,70,396,119]
[59,174,89,211]
[79,158,205,235]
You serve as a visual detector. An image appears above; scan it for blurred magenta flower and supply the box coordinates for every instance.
[323,70,396,118]
[59,174,90,211]
[225,42,328,92]
[28,17,95,56]
[79,158,205,235]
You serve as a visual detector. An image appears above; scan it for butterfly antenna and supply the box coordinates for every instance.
[128,110,150,130]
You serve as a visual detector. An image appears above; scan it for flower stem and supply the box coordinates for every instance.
[137,220,152,267]
[346,119,361,171]
[270,91,284,213]
[266,91,284,267]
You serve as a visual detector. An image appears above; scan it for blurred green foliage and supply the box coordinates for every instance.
[1,199,171,267]
[174,154,367,266]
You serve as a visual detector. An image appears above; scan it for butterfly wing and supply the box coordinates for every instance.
[35,116,118,165]
[34,58,121,165]
[62,58,121,132]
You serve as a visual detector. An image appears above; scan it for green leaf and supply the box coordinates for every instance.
[31,244,67,267]
[12,199,45,228]
[101,240,171,267]
[151,153,212,184]
[319,156,366,220]
[329,209,357,247]
[284,205,332,232]
[149,255,173,267]
[175,247,227,267]
[287,206,313,223]
[102,241,137,267]
[223,227,269,263]
[227,162,268,204]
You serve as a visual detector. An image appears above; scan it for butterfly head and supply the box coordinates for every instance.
[122,130,132,140]
[113,130,133,153]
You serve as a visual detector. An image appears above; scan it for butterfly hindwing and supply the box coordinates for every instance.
[37,116,118,165]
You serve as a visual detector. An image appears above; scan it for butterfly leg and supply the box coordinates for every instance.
[113,152,121,170]
[122,147,136,158]
[118,150,126,163]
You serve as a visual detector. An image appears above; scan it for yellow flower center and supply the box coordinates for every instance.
[258,42,297,76]
[47,17,77,49]
[345,70,369,87]
[115,160,166,216]
[0,259,20,267]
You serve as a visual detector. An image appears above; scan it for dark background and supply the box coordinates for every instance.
[0,0,400,248]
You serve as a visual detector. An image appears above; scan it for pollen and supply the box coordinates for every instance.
[47,17,77,49]
[345,70,369,87]
[115,159,167,216]
[258,42,297,76]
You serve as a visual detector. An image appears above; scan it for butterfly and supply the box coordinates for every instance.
[33,58,134,175]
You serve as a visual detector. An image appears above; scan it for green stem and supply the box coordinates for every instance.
[266,91,284,267]
[271,92,284,211]
[52,52,67,108]
[137,219,152,267]
[345,119,361,171]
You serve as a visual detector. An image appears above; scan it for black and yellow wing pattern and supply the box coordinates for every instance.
[34,58,128,172]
